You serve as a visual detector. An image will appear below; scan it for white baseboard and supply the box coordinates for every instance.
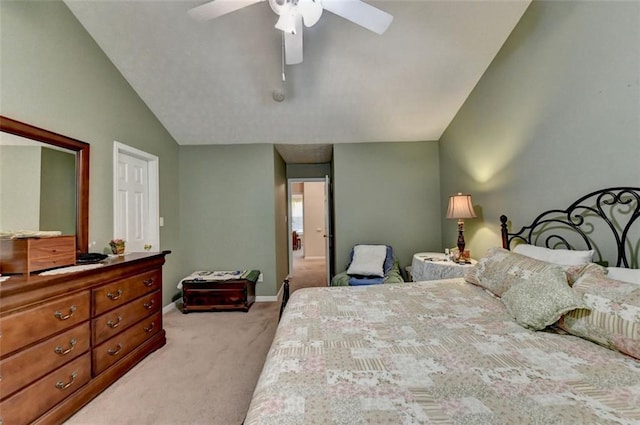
[256,296,277,302]
[163,296,277,313]
[163,299,180,314]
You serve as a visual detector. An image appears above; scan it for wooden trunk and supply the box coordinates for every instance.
[182,273,258,313]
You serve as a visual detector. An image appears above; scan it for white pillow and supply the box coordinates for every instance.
[347,245,387,277]
[512,244,593,266]
[606,267,640,284]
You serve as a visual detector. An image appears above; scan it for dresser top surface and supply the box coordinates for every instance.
[0,251,170,312]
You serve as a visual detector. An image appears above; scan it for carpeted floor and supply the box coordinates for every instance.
[289,248,327,290]
[64,253,326,425]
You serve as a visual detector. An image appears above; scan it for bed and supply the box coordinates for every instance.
[246,187,640,424]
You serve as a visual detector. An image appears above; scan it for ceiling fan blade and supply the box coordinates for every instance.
[188,0,264,22]
[284,15,303,64]
[322,0,393,34]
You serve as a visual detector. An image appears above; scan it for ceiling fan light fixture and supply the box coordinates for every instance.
[274,5,298,34]
[299,0,323,27]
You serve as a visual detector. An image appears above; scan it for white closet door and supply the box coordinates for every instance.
[115,153,149,252]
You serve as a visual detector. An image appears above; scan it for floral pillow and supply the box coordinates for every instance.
[501,266,585,330]
[465,247,571,297]
[565,262,607,286]
[557,269,640,360]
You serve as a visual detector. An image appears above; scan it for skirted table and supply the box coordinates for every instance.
[410,252,476,282]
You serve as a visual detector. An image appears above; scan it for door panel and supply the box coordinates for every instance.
[116,153,149,252]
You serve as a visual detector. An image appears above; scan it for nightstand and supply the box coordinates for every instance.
[410,252,476,282]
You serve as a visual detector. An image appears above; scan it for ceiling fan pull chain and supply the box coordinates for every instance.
[271,31,287,103]
[281,32,286,82]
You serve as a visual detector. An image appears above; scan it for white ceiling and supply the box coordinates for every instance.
[64,0,530,162]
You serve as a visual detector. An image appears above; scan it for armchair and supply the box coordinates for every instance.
[330,244,404,286]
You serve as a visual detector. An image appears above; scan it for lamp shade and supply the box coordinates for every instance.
[446,193,476,219]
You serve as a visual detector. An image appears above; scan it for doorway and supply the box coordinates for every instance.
[113,142,159,253]
[288,178,330,290]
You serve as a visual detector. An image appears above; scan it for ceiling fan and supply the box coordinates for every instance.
[188,0,393,65]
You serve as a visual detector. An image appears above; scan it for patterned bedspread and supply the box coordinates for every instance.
[245,279,640,424]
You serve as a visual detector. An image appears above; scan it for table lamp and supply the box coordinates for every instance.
[446,193,476,255]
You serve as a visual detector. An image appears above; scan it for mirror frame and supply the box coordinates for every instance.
[0,116,90,253]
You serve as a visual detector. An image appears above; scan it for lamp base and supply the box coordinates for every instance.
[456,220,465,255]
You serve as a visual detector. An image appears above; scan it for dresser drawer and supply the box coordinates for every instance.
[0,291,90,357]
[92,290,162,345]
[93,269,161,315]
[93,311,162,375]
[29,250,76,273]
[0,353,91,425]
[0,322,90,400]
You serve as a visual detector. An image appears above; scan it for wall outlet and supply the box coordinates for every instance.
[159,217,164,227]
[258,273,263,282]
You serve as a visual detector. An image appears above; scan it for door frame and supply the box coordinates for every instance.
[287,177,332,283]
[113,141,160,252]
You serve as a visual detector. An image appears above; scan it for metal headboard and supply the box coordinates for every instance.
[500,187,640,268]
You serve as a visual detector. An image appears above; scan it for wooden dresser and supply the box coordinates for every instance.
[0,251,170,425]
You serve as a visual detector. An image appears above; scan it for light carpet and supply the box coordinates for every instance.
[65,254,326,424]
[64,302,279,425]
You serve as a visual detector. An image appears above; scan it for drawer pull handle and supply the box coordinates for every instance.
[144,299,155,310]
[108,343,123,356]
[144,322,156,333]
[143,277,155,287]
[54,305,76,321]
[107,316,123,328]
[55,371,77,390]
[54,338,77,355]
[107,289,123,300]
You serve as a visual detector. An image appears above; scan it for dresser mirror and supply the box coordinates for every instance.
[0,116,89,253]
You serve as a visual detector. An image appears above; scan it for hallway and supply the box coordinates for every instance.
[288,249,327,294]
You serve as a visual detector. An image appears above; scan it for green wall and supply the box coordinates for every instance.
[1,1,182,306]
[40,147,76,234]
[333,141,441,272]
[0,146,41,231]
[178,145,279,297]
[439,0,640,260]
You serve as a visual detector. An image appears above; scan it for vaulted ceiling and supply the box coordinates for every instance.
[64,0,530,162]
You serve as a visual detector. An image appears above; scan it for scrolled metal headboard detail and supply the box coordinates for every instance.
[500,187,640,268]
